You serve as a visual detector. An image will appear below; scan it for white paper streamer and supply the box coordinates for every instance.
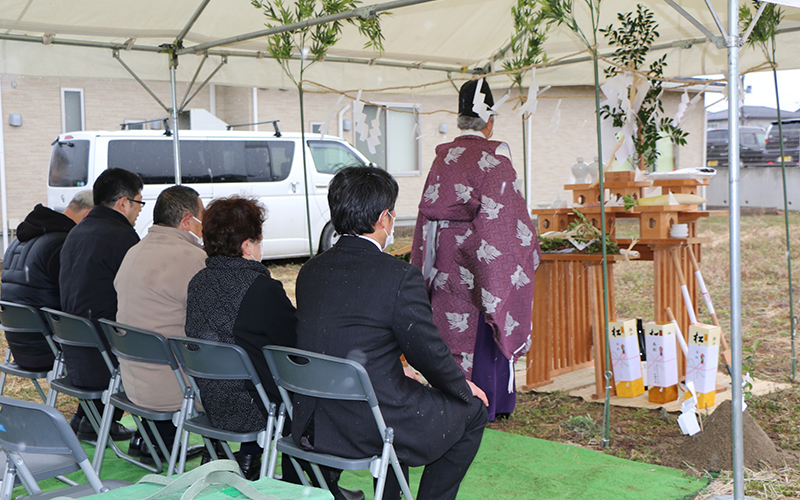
[518,68,539,117]
[353,90,369,142]
[492,91,511,115]
[367,107,382,155]
[547,98,562,133]
[672,91,691,127]
[318,94,345,139]
[472,78,492,123]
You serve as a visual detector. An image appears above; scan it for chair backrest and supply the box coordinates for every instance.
[169,337,272,408]
[262,346,378,407]
[99,319,180,370]
[0,396,87,460]
[0,301,58,356]
[40,308,115,373]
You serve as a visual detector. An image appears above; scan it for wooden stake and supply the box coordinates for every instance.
[685,244,733,374]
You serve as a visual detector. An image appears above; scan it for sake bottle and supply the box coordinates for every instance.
[570,157,589,184]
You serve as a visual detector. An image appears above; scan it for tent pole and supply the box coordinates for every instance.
[178,0,439,56]
[177,0,212,43]
[725,0,744,497]
[0,76,9,253]
[170,55,182,185]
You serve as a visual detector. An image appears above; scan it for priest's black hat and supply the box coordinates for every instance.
[458,78,494,118]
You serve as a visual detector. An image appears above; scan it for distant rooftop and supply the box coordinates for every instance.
[708,105,800,121]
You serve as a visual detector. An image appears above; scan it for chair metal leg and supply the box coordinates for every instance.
[8,452,40,497]
[91,396,115,473]
[267,405,286,479]
[77,458,106,494]
[390,448,414,500]
[258,403,275,479]
[1,456,16,500]
[289,457,310,487]
[0,350,10,397]
[374,439,393,500]
[31,380,47,403]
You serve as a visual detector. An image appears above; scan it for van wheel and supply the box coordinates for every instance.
[319,223,340,254]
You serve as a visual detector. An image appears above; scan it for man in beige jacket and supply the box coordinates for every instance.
[114,185,206,462]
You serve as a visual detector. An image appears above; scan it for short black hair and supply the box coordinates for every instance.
[202,196,266,257]
[328,167,398,235]
[153,185,201,227]
[93,168,143,208]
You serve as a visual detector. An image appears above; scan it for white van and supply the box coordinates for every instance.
[47,130,369,259]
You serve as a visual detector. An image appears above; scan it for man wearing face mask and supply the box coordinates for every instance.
[294,166,489,500]
[113,185,206,462]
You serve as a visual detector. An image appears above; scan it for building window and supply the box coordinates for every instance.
[124,119,147,130]
[355,104,420,174]
[61,88,85,133]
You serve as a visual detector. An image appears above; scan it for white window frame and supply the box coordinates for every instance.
[354,102,421,177]
[60,88,85,133]
[310,121,326,135]
[123,119,147,130]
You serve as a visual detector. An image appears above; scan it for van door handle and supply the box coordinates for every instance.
[291,182,299,193]
[315,184,328,189]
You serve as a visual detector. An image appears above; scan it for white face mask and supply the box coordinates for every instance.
[188,215,203,246]
[246,240,263,262]
[382,211,395,250]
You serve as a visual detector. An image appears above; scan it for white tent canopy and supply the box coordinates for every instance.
[2,0,800,92]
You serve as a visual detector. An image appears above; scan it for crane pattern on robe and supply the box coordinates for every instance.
[412,134,542,379]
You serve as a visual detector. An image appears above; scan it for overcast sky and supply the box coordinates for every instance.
[705,68,800,113]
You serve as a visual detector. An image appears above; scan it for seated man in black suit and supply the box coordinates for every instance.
[294,166,488,500]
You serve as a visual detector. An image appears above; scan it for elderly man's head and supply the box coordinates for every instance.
[457,78,496,138]
[63,190,93,224]
[153,185,204,241]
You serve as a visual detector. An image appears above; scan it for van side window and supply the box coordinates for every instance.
[208,141,294,183]
[49,140,90,187]
[108,140,175,184]
[308,141,365,174]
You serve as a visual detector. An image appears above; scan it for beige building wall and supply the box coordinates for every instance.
[1,74,210,227]
[0,74,706,230]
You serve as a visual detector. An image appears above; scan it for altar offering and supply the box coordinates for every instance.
[610,319,645,397]
[645,322,679,403]
[685,323,721,409]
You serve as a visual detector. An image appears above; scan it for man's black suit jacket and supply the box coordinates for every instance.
[294,235,476,467]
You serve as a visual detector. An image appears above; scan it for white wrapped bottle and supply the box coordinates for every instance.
[587,156,599,183]
[571,157,589,184]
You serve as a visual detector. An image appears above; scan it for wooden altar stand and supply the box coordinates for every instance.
[526,175,721,399]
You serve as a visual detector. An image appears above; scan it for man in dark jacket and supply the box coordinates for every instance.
[59,168,144,441]
[1,191,92,370]
[294,166,488,500]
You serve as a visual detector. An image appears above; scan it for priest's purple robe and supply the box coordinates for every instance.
[411,133,541,380]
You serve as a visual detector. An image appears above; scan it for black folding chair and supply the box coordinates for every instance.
[169,337,279,479]
[96,319,194,475]
[0,396,130,500]
[263,346,413,500]
[0,301,61,404]
[39,308,128,473]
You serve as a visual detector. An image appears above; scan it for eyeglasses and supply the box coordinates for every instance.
[126,197,146,207]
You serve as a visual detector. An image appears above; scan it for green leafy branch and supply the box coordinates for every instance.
[598,4,687,170]
[541,0,601,50]
[740,1,783,68]
[251,0,387,85]
[503,0,550,94]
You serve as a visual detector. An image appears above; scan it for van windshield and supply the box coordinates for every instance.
[49,140,90,187]
[308,141,365,174]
